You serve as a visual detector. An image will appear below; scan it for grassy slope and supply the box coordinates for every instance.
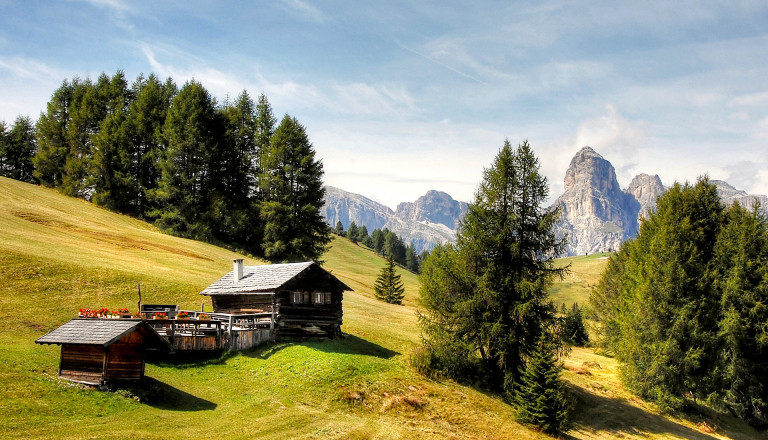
[0,176,761,439]
[548,253,611,309]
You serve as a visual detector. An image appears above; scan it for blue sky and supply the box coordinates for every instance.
[1,1,768,208]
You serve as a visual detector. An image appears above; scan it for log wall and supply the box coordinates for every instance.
[59,345,105,384]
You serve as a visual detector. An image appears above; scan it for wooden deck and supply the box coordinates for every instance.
[143,311,275,352]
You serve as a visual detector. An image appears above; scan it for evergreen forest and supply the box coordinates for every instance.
[0,71,329,262]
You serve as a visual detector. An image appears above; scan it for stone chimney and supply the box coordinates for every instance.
[233,259,244,283]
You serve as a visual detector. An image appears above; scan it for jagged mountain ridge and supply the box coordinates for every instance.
[322,187,467,253]
[324,148,768,256]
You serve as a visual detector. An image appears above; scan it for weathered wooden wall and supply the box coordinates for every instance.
[227,328,274,351]
[276,291,343,337]
[59,345,105,384]
[211,296,273,314]
[171,334,225,351]
[105,332,145,380]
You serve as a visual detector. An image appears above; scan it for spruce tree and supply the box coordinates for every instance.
[152,80,221,238]
[347,221,359,243]
[712,203,768,426]
[374,256,405,304]
[592,178,723,410]
[562,303,589,346]
[334,220,345,236]
[418,139,567,403]
[513,336,571,435]
[259,115,330,262]
[3,116,37,182]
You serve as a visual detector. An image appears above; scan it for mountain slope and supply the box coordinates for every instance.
[1,176,759,439]
[323,186,466,252]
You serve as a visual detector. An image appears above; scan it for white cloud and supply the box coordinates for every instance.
[569,104,648,159]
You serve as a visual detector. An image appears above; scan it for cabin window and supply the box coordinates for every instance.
[314,292,324,304]
[292,291,302,304]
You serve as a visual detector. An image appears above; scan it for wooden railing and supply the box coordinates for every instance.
[143,310,274,335]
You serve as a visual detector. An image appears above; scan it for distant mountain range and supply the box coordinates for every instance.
[323,147,768,256]
[322,187,467,253]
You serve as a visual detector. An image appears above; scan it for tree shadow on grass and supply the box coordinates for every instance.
[563,385,721,440]
[243,334,399,360]
[116,377,217,411]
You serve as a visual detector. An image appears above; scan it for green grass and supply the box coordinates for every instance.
[549,252,612,309]
[0,176,762,439]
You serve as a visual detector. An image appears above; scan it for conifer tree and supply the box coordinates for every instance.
[562,303,589,346]
[357,225,369,244]
[374,256,405,304]
[259,115,330,262]
[418,139,567,404]
[34,79,80,187]
[152,80,221,239]
[125,74,176,217]
[347,221,359,243]
[405,243,420,273]
[712,202,768,426]
[2,116,37,182]
[334,220,345,236]
[513,336,571,435]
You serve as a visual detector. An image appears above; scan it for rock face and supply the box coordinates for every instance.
[712,180,768,212]
[394,190,468,230]
[323,186,392,231]
[322,187,467,252]
[552,146,641,256]
[626,173,665,222]
[325,149,768,257]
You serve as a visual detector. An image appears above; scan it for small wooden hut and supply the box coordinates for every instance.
[201,260,351,337]
[35,319,170,385]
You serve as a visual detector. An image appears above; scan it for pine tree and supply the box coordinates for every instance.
[418,139,567,402]
[334,220,345,236]
[374,256,405,304]
[259,115,330,262]
[513,336,571,435]
[2,116,37,182]
[712,202,768,426]
[562,303,589,346]
[347,221,359,243]
[152,80,221,239]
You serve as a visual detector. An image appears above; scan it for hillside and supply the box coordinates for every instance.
[0,176,761,439]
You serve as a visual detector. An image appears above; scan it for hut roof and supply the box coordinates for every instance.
[200,261,351,295]
[35,319,169,349]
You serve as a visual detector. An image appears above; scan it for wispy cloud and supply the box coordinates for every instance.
[396,41,487,85]
[0,57,66,85]
[280,0,327,23]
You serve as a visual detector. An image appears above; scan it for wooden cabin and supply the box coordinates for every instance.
[35,319,170,385]
[200,260,351,338]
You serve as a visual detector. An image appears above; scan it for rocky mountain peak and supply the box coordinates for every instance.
[553,146,640,256]
[395,190,468,230]
[626,174,665,221]
[563,146,621,195]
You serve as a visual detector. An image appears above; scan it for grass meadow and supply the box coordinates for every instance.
[0,176,761,439]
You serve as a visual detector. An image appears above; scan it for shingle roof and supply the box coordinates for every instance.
[35,319,168,349]
[200,261,349,295]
